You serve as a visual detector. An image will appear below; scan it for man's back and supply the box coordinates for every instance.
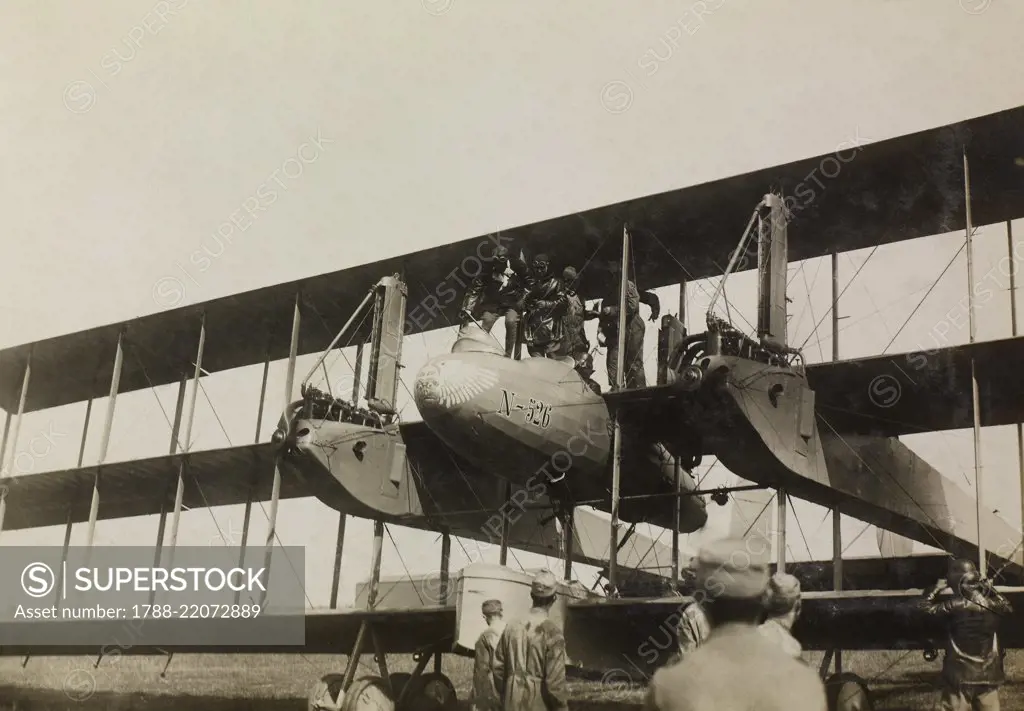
[493,611,568,711]
[474,627,503,711]
[646,624,826,711]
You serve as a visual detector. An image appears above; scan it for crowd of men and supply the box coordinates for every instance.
[459,244,660,390]
[471,539,1014,711]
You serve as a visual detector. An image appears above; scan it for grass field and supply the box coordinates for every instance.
[0,651,1022,709]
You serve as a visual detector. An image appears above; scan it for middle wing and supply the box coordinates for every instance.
[808,335,1024,437]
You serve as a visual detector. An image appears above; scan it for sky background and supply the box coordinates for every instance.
[1,0,1024,608]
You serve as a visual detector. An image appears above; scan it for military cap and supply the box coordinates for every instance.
[482,599,503,616]
[695,537,769,600]
[562,266,577,281]
[531,569,558,598]
[766,572,801,609]
[491,245,510,261]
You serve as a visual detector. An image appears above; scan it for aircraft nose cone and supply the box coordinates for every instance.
[413,356,500,416]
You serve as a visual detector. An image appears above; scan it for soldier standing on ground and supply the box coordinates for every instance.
[644,537,827,710]
[758,572,804,661]
[473,599,506,711]
[918,558,1013,711]
[493,570,569,711]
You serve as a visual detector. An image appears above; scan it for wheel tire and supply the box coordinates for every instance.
[403,672,458,711]
[824,672,872,711]
[308,673,347,711]
[341,676,395,711]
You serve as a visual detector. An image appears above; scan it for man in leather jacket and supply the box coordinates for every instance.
[918,558,1013,710]
[522,254,567,358]
[460,246,530,357]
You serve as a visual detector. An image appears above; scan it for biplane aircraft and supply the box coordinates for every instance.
[2,102,1024,711]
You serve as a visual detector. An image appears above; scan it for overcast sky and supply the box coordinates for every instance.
[1,0,1023,607]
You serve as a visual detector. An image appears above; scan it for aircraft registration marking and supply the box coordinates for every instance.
[498,389,551,429]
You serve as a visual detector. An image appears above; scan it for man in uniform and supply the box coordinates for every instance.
[759,572,804,660]
[460,245,529,357]
[492,570,568,711]
[670,556,711,665]
[522,254,567,358]
[674,597,711,665]
[645,537,827,710]
[552,266,589,363]
[473,599,506,711]
[593,258,660,389]
[918,558,1013,710]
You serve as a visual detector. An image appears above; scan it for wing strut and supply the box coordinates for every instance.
[260,292,302,606]
[608,225,630,596]
[85,329,124,549]
[963,150,986,577]
[0,351,32,538]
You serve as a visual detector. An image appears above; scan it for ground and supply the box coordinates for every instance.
[0,651,1021,709]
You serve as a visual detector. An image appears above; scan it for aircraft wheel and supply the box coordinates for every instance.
[341,676,395,711]
[401,672,458,711]
[824,672,872,711]
[308,673,346,711]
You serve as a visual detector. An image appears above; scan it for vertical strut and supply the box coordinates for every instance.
[671,461,681,589]
[963,151,986,577]
[608,225,630,596]
[1009,220,1024,561]
[831,251,843,674]
[86,331,124,548]
[562,508,574,581]
[776,489,787,571]
[831,252,839,361]
[56,399,93,607]
[352,342,364,404]
[261,294,302,606]
[436,530,451,674]
[329,513,348,608]
[0,411,11,475]
[3,354,32,478]
[154,377,187,569]
[236,353,270,605]
[832,503,843,673]
[499,481,512,566]
[168,317,206,565]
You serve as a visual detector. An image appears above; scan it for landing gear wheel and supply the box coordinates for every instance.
[308,673,346,711]
[402,672,458,711]
[342,676,395,711]
[824,672,872,711]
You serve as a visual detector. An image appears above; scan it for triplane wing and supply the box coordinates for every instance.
[1,103,1024,708]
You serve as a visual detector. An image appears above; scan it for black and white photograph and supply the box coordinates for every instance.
[1,1,1023,709]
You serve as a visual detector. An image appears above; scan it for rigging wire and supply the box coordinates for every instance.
[799,245,879,351]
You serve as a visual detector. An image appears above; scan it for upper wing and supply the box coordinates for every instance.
[808,335,1024,437]
[4,104,1024,413]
